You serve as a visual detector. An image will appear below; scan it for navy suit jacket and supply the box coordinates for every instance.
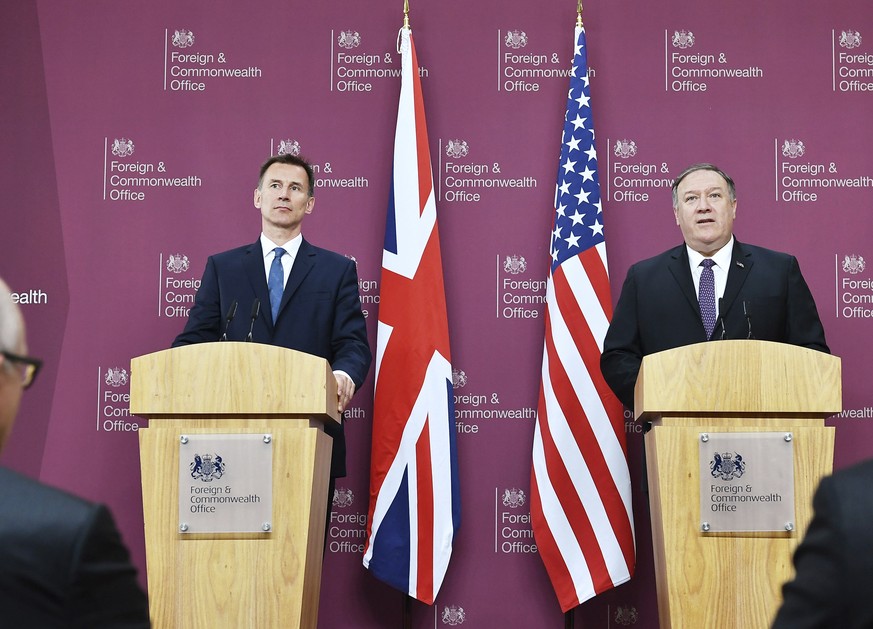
[172,238,372,477]
[601,239,829,409]
[0,467,150,628]
[772,459,873,629]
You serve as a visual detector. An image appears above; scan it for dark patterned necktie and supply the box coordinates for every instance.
[268,247,286,322]
[699,258,717,338]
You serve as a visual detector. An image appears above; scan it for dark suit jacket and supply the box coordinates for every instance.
[601,239,829,409]
[772,459,873,629]
[172,238,372,477]
[0,467,149,628]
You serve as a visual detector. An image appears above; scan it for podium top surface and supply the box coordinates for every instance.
[129,342,340,423]
[634,340,841,420]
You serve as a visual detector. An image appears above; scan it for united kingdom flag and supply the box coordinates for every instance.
[363,23,460,604]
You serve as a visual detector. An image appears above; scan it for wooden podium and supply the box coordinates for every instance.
[130,342,340,629]
[636,340,840,629]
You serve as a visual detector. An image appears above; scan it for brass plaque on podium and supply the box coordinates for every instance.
[698,432,795,533]
[178,433,273,534]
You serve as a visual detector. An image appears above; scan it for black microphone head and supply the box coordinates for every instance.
[250,298,261,319]
[227,299,238,320]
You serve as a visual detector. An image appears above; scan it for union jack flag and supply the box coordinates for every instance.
[363,24,460,605]
[530,25,635,612]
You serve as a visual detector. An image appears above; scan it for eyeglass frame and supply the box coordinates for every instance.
[1,350,42,390]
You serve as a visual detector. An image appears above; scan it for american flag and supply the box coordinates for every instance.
[363,24,460,605]
[530,25,635,612]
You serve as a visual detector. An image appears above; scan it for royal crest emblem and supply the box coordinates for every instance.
[337,30,362,49]
[166,254,190,274]
[111,138,135,158]
[452,369,468,389]
[332,487,354,508]
[614,139,638,159]
[672,30,695,49]
[104,367,128,387]
[503,255,527,275]
[502,488,526,508]
[277,139,301,156]
[445,139,469,159]
[614,605,639,626]
[842,254,866,275]
[839,30,862,49]
[172,29,195,49]
[441,605,466,626]
[781,139,805,159]
[710,452,746,481]
[190,453,226,482]
[504,30,528,49]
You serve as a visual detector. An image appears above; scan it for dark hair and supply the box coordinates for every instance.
[671,163,736,207]
[257,154,315,196]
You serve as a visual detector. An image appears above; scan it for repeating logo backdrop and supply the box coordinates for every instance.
[2,1,872,627]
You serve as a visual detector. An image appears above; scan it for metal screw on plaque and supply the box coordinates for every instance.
[701,433,709,443]
[784,433,793,442]
[701,522,711,532]
[263,434,272,444]
[180,523,189,532]
[180,435,189,444]
[262,523,272,532]
[785,522,794,531]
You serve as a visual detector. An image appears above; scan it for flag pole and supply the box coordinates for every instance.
[401,6,411,624]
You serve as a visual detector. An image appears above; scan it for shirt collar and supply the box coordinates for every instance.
[686,236,734,270]
[260,233,303,260]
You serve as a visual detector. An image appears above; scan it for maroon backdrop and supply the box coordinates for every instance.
[2,1,872,627]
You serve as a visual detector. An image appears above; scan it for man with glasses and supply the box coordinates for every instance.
[0,276,150,627]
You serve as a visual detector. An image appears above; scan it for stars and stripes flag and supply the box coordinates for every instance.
[363,24,460,605]
[530,25,636,612]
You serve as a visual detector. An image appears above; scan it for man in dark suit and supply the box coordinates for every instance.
[601,163,828,409]
[172,154,371,480]
[771,458,873,628]
[0,276,150,627]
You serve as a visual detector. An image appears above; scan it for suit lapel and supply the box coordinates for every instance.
[721,239,753,317]
[243,241,272,322]
[666,245,701,316]
[278,238,315,318]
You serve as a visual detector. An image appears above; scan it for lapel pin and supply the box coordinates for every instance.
[736,261,745,268]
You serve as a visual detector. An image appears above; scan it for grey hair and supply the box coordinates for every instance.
[0,278,23,356]
[671,163,737,208]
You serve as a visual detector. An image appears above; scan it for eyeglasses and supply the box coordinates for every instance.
[1,351,42,390]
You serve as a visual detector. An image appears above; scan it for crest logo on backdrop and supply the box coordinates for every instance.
[445,139,469,159]
[838,252,873,320]
[166,254,190,274]
[441,605,466,626]
[172,29,195,48]
[105,367,129,387]
[502,488,526,508]
[842,254,866,275]
[671,29,695,49]
[613,139,638,159]
[840,29,862,49]
[781,139,806,159]
[337,30,362,49]
[111,138,135,158]
[504,30,528,49]
[277,139,301,156]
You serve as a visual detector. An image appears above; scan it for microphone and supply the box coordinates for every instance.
[743,300,754,339]
[246,298,260,342]
[219,299,238,342]
[716,298,727,340]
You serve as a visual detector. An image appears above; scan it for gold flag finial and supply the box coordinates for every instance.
[577,0,583,28]
[403,0,410,29]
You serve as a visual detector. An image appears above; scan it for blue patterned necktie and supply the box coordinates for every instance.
[268,247,286,322]
[699,258,717,339]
